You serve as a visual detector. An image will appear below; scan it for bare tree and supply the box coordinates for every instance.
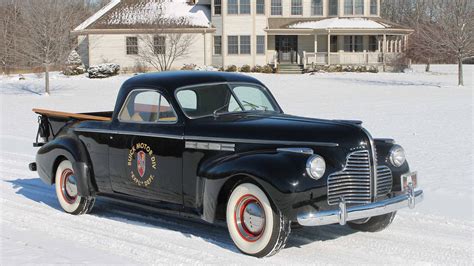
[417,0,473,85]
[0,0,21,75]
[137,18,196,71]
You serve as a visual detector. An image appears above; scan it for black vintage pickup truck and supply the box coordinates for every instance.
[30,71,423,257]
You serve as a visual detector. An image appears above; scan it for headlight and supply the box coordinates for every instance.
[389,145,406,167]
[306,155,326,180]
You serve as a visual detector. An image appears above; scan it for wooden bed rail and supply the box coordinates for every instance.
[32,108,112,121]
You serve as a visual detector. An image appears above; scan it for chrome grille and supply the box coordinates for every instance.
[327,150,371,205]
[376,165,393,195]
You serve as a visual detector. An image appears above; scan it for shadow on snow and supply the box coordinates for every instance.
[7,177,356,253]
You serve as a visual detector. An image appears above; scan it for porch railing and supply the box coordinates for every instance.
[303,52,392,66]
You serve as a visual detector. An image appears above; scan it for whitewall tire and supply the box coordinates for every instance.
[55,160,95,215]
[226,183,290,257]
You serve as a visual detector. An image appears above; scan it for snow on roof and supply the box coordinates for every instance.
[78,0,211,30]
[289,18,391,29]
[74,0,121,31]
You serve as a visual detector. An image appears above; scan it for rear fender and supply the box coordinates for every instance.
[36,135,96,196]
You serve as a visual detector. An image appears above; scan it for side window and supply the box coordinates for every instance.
[176,90,197,111]
[119,90,177,123]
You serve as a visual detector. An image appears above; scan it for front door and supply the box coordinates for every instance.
[108,88,184,204]
[276,35,298,63]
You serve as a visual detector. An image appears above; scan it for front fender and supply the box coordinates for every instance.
[200,150,338,222]
[36,135,96,196]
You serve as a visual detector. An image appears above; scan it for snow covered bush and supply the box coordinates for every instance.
[63,50,86,76]
[262,65,274,74]
[240,65,251,72]
[88,63,120,79]
[252,65,263,73]
[181,64,196,70]
[225,65,237,72]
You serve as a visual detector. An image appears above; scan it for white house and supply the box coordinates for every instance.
[73,0,413,72]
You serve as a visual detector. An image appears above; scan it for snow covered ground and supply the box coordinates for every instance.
[0,65,472,264]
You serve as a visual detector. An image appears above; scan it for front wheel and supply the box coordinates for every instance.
[226,183,290,257]
[55,160,95,215]
[347,212,397,232]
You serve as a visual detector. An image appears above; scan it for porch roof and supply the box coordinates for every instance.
[266,17,413,34]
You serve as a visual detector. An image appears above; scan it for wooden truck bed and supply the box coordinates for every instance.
[32,108,112,122]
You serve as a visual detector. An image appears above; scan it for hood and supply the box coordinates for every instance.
[185,113,369,149]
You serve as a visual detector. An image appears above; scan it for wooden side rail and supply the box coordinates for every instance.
[32,108,112,121]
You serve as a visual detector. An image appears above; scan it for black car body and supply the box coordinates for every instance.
[31,71,423,257]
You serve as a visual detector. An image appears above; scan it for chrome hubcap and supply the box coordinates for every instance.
[235,195,265,241]
[61,169,78,203]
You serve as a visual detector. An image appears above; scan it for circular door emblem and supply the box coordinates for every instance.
[127,142,157,187]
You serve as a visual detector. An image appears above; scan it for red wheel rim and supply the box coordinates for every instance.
[234,194,266,242]
[60,168,77,204]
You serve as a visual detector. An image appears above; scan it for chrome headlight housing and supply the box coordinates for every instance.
[389,145,406,167]
[306,155,326,180]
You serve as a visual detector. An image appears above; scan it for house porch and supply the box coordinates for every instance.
[266,33,409,69]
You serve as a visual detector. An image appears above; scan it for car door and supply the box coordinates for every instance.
[108,88,184,204]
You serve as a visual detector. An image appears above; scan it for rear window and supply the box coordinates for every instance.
[119,89,177,123]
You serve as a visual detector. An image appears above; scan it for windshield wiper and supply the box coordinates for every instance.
[242,101,268,111]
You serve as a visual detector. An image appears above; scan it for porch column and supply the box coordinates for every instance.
[404,35,408,52]
[382,34,387,71]
[314,33,318,64]
[327,32,331,65]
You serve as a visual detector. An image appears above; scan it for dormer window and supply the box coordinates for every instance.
[344,0,364,16]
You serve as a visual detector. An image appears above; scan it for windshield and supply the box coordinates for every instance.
[176,83,279,118]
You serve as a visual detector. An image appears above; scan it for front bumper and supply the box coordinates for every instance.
[297,186,424,226]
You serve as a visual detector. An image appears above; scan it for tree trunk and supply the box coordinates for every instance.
[45,64,50,95]
[425,58,431,72]
[458,57,464,86]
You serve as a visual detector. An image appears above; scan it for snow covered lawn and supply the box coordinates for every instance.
[0,65,472,264]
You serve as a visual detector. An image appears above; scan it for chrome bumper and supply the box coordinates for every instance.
[297,187,424,226]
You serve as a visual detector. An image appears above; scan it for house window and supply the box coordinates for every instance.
[344,0,353,15]
[257,35,265,54]
[369,36,377,52]
[214,36,222,55]
[355,0,364,15]
[370,0,377,15]
[154,36,165,54]
[240,0,250,14]
[330,36,338,52]
[240,35,251,54]
[312,0,323,16]
[271,0,282,15]
[291,0,303,15]
[214,0,221,15]
[329,0,338,16]
[344,36,363,52]
[126,37,138,55]
[228,0,238,14]
[228,36,239,54]
[345,0,364,15]
[256,0,265,14]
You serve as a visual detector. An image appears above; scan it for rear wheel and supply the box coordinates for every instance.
[226,183,290,257]
[347,212,396,232]
[55,160,95,215]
